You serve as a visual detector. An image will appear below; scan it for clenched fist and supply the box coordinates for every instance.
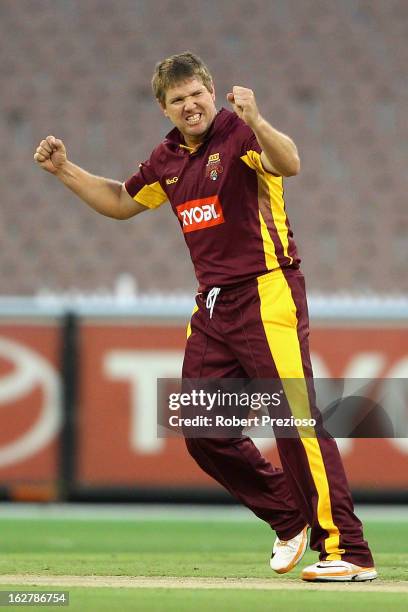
[34,135,67,174]
[226,86,262,129]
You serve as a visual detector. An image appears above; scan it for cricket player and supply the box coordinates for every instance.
[34,52,377,582]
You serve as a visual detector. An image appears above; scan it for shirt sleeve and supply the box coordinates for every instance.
[124,155,168,210]
[238,128,266,174]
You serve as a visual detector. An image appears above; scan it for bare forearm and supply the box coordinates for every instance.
[252,117,300,176]
[54,161,124,218]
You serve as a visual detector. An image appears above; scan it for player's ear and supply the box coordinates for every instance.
[210,81,216,101]
[157,98,168,117]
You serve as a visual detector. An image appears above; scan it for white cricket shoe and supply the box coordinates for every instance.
[301,560,378,582]
[270,526,308,574]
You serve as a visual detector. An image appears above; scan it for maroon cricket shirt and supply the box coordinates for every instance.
[125,108,300,292]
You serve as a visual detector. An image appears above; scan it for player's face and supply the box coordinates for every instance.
[162,77,217,146]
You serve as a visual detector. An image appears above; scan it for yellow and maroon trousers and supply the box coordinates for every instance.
[183,268,374,567]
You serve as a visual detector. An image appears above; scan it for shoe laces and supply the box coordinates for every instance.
[276,537,299,552]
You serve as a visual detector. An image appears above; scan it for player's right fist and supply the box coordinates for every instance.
[33,135,67,174]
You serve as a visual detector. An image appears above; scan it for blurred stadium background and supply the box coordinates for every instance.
[0,0,407,505]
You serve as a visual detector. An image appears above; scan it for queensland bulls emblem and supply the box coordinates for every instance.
[205,152,223,181]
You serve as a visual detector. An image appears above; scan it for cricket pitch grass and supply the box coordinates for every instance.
[0,509,407,611]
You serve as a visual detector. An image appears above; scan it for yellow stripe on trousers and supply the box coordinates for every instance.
[257,270,344,560]
[187,304,199,339]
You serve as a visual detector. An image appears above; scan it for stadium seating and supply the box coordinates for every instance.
[1,0,406,294]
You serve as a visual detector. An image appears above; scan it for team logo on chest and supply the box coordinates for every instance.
[205,152,224,181]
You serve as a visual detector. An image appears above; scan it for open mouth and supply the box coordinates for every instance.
[186,113,202,126]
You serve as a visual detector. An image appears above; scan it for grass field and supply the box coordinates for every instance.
[0,508,407,611]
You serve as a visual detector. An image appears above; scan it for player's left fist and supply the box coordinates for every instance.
[226,86,261,128]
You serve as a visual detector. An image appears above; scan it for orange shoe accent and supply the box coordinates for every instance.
[271,526,308,574]
[301,562,377,582]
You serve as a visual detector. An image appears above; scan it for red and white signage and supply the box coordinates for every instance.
[0,325,61,485]
[0,320,407,493]
[76,322,408,490]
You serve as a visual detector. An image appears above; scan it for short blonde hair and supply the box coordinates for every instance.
[152,52,214,106]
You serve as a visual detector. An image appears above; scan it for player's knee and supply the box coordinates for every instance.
[185,437,215,458]
[185,437,232,458]
[185,437,202,458]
